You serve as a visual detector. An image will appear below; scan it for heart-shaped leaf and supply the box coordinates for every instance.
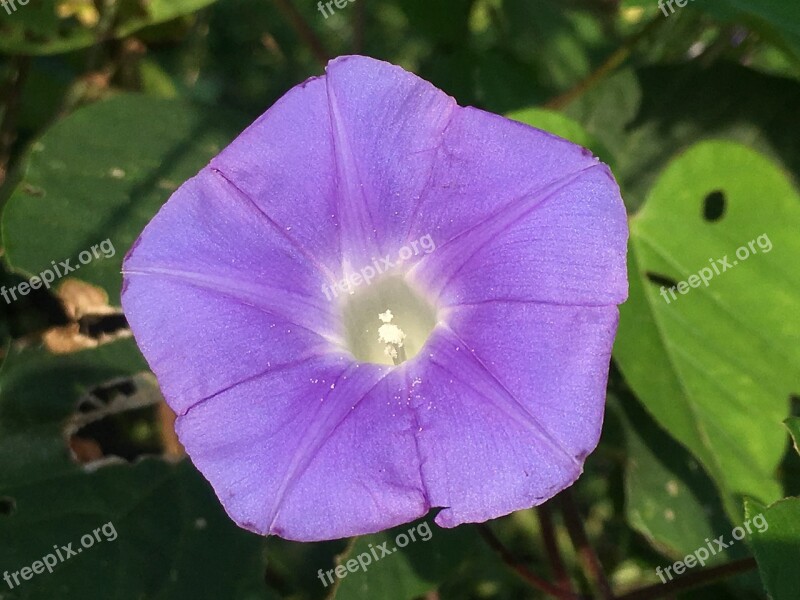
[615,141,800,520]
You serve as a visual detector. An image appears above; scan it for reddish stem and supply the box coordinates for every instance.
[537,503,575,594]
[271,0,329,67]
[616,557,757,600]
[558,490,614,600]
[477,524,587,600]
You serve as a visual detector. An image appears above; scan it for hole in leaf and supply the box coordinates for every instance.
[703,190,726,222]
[77,313,129,338]
[67,374,183,466]
[0,268,70,339]
[71,405,162,463]
[646,272,678,288]
[43,279,130,354]
[76,379,137,413]
[0,497,15,516]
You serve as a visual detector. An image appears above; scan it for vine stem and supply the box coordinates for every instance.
[271,0,329,67]
[616,557,757,600]
[476,524,587,600]
[558,489,614,600]
[545,13,664,110]
[481,505,758,600]
[537,503,575,594]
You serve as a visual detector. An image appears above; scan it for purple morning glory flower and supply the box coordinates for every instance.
[122,55,628,541]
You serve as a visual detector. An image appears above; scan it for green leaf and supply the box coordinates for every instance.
[0,459,272,600]
[614,141,800,521]
[0,340,147,487]
[621,0,800,63]
[503,0,606,92]
[331,518,483,599]
[2,94,246,304]
[265,537,347,600]
[613,394,735,561]
[401,0,471,46]
[0,341,272,599]
[139,58,180,99]
[120,0,219,32]
[0,0,219,56]
[745,498,800,600]
[475,49,543,113]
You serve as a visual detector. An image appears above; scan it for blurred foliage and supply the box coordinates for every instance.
[745,428,800,600]
[0,0,798,599]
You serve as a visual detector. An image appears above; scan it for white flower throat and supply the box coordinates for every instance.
[340,275,437,366]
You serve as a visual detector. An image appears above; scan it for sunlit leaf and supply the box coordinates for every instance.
[615,141,800,521]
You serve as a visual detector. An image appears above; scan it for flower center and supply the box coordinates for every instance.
[340,274,437,366]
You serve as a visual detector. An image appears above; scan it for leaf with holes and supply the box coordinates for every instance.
[0,340,273,599]
[614,141,800,521]
[0,339,147,487]
[563,63,800,211]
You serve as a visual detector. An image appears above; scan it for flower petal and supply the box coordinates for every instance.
[123,169,339,414]
[207,56,456,274]
[176,358,428,541]
[322,56,456,263]
[411,162,628,306]
[122,56,629,541]
[402,107,601,251]
[409,301,618,527]
[209,75,343,277]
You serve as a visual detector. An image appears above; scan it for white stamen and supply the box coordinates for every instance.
[377,311,407,364]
